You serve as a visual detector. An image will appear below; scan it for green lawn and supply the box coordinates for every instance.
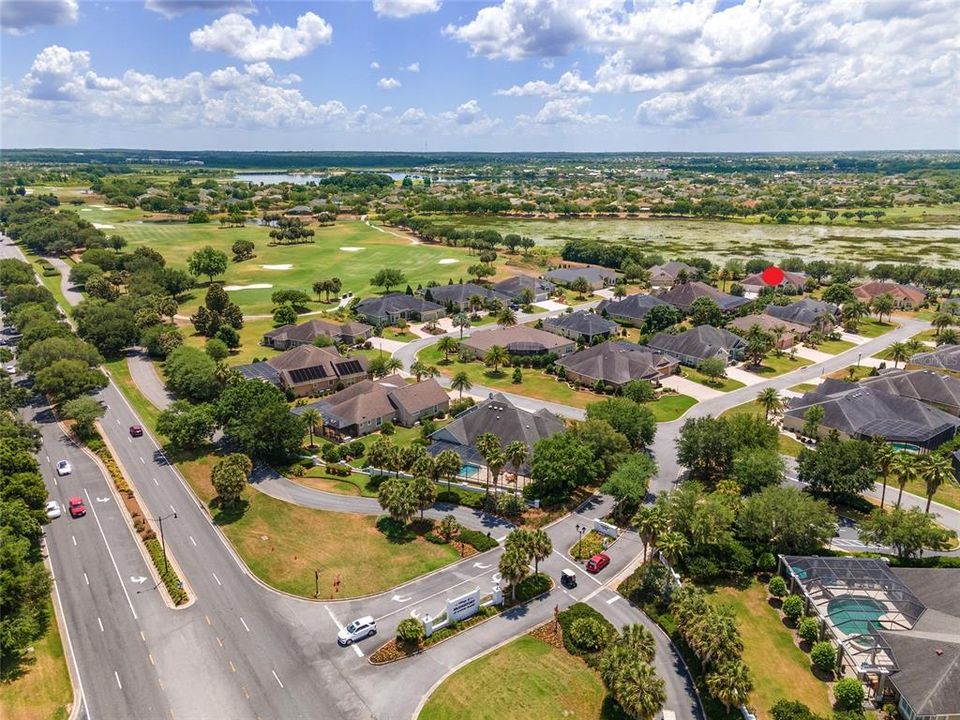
[104,359,163,431]
[826,365,874,382]
[815,339,856,354]
[681,366,746,392]
[0,601,72,720]
[789,383,818,394]
[746,354,812,377]
[419,635,607,720]
[710,580,831,720]
[114,219,502,316]
[855,319,897,338]
[895,476,960,512]
[719,401,804,458]
[289,467,381,498]
[647,393,697,421]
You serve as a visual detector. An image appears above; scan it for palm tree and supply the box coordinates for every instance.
[451,312,470,338]
[609,659,666,720]
[475,432,501,495]
[434,449,462,491]
[698,606,742,667]
[300,408,322,448]
[468,294,484,315]
[632,506,664,562]
[619,623,656,663]
[918,452,955,513]
[932,311,954,336]
[528,529,552,574]
[706,660,753,712]
[938,328,959,346]
[383,356,404,375]
[656,530,687,567]
[872,293,895,323]
[486,447,507,496]
[410,360,428,381]
[437,336,458,362]
[888,341,910,368]
[496,307,517,328]
[484,345,510,373]
[756,387,784,421]
[504,440,527,484]
[772,324,786,356]
[891,452,918,508]
[451,371,472,399]
[377,477,416,526]
[410,475,437,520]
[872,438,895,508]
[498,546,530,601]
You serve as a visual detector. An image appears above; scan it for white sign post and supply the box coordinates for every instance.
[446,588,481,623]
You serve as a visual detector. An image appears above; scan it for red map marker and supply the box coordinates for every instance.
[761,266,785,286]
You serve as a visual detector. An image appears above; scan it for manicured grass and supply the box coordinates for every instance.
[719,401,804,458]
[710,580,831,720]
[647,393,697,421]
[855,318,897,338]
[0,601,72,720]
[815,338,856,354]
[789,383,818,394]
[418,635,607,720]
[178,458,461,599]
[681,366,746,392]
[104,359,162,432]
[180,316,281,366]
[826,365,874,382]
[899,476,960,512]
[290,468,381,498]
[746,354,812,377]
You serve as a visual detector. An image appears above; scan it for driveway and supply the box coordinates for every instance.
[660,374,725,400]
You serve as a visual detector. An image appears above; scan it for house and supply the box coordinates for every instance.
[854,281,927,309]
[764,298,840,330]
[262,318,373,350]
[545,266,622,290]
[354,293,444,326]
[647,325,747,366]
[492,275,555,303]
[422,282,511,312]
[286,205,313,215]
[859,369,960,416]
[741,269,807,297]
[911,345,960,373]
[427,393,564,473]
[542,311,620,344]
[726,313,810,349]
[782,380,960,450]
[293,375,449,438]
[596,293,668,327]
[648,261,696,289]
[237,345,369,397]
[556,340,678,388]
[460,325,575,359]
[655,281,750,313]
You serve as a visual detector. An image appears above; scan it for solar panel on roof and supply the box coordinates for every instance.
[334,360,364,375]
[288,365,328,384]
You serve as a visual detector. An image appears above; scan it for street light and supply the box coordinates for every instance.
[148,511,177,574]
[575,523,587,560]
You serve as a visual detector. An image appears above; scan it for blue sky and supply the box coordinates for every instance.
[1,0,957,152]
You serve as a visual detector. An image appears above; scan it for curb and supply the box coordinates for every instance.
[40,544,82,720]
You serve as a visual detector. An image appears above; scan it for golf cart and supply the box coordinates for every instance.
[560,568,577,589]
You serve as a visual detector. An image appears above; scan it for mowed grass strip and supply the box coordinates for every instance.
[418,635,606,720]
[681,366,746,392]
[711,581,831,720]
[178,457,459,599]
[647,393,697,422]
[0,601,72,720]
[746,354,812,377]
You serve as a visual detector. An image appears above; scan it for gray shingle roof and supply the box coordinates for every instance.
[648,325,746,362]
[543,311,619,337]
[911,345,960,373]
[264,318,372,344]
[556,340,677,385]
[764,298,839,328]
[424,282,511,307]
[355,292,442,318]
[596,293,668,322]
[860,369,960,410]
[655,281,750,312]
[461,326,573,355]
[492,275,555,299]
[545,267,620,285]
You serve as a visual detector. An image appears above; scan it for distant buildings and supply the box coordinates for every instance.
[460,325,575,359]
[545,266,621,290]
[556,340,677,388]
[648,325,747,366]
[262,318,373,350]
[656,281,750,313]
[354,293,444,325]
[542,311,619,344]
[765,298,840,330]
[237,345,369,397]
[648,261,696,289]
[596,293,668,327]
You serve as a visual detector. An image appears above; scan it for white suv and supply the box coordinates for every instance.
[337,616,376,646]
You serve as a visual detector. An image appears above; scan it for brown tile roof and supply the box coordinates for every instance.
[854,281,926,305]
[462,325,573,354]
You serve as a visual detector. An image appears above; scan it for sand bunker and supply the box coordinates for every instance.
[339,247,363,252]
[79,208,92,212]
[438,258,459,265]
[91,205,114,211]
[261,264,293,270]
[92,223,115,229]
[224,283,272,291]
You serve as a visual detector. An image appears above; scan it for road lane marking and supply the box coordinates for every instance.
[45,454,50,462]
[83,488,137,619]
[116,419,122,426]
[375,563,502,622]
[189,536,197,547]
[325,606,364,658]
[115,671,122,689]
[242,686,250,700]
[271,670,284,689]
[392,594,412,602]
[606,595,620,604]
[169,505,176,514]
[149,654,155,666]
[140,631,146,642]
[229,661,236,673]
[139,457,145,464]
[72,536,77,546]
[240,617,250,632]
[84,573,89,585]
[217,636,224,647]
[98,617,104,632]
[153,478,159,486]
[212,572,222,586]
[205,615,211,625]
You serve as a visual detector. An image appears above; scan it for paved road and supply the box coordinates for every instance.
[46,256,84,306]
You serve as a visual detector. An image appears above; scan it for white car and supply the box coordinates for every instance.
[337,616,376,646]
[56,460,72,476]
[46,500,62,519]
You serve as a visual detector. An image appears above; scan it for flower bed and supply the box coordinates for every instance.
[568,529,607,560]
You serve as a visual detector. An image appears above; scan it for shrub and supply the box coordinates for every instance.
[797,616,820,643]
[512,573,551,603]
[424,531,447,544]
[457,527,498,552]
[686,556,720,583]
[381,421,395,435]
[757,552,777,573]
[557,604,616,657]
[619,563,668,606]
[769,576,788,598]
[322,444,342,463]
[810,641,836,673]
[771,700,822,720]
[833,678,865,710]
[396,618,425,645]
[347,440,365,458]
[782,594,804,620]
[569,617,610,653]
[496,493,525,517]
[449,397,475,416]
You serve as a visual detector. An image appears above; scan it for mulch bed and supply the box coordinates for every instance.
[529,620,564,649]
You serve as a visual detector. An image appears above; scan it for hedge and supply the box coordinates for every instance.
[457,527,498,552]
[145,538,188,605]
[512,573,550,603]
[557,603,617,659]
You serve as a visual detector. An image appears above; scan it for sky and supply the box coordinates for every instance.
[0,0,957,152]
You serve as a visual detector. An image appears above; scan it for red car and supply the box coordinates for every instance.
[129,425,143,437]
[585,553,610,574]
[68,497,86,518]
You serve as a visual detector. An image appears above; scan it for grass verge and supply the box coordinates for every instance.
[681,366,745,392]
[746,354,813,377]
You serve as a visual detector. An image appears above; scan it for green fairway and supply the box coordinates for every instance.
[418,634,607,720]
[113,219,491,316]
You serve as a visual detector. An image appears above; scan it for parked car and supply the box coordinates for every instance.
[129,425,143,437]
[585,553,610,574]
[337,616,376,646]
[45,500,62,519]
[56,460,72,476]
[68,497,86,518]
[560,568,577,588]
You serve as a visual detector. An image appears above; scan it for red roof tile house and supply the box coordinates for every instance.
[854,282,926,309]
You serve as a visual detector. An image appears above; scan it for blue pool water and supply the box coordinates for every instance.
[827,596,885,636]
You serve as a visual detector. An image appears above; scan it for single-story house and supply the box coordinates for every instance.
[860,369,960,415]
[648,261,696,289]
[237,344,369,397]
[764,298,840,330]
[542,311,620,344]
[782,380,960,450]
[854,281,927,309]
[422,282,511,312]
[596,293,668,327]
[545,266,622,290]
[655,281,751,314]
[910,345,960,373]
[741,269,807,297]
[427,393,564,474]
[492,275,556,303]
[647,325,747,366]
[556,340,678,388]
[262,318,373,350]
[354,293,444,326]
[293,375,449,438]
[460,325,576,359]
[726,313,810,349]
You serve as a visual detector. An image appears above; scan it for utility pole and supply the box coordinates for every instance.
[149,512,178,574]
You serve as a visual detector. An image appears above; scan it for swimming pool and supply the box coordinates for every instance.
[827,596,886,637]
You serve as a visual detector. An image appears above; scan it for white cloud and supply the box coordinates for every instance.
[144,0,253,18]
[439,99,500,133]
[496,70,593,97]
[190,11,332,62]
[370,61,380,70]
[1,0,77,34]
[377,77,401,90]
[404,62,420,73]
[372,0,441,19]
[399,107,426,124]
[517,96,610,125]
[24,45,90,100]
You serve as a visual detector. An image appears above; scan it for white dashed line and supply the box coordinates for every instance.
[325,606,363,657]
[72,536,77,546]
[139,457,145,465]
[606,595,620,604]
[153,478,159,486]
[114,671,122,689]
[84,573,89,585]
[240,617,250,632]
[271,670,284,689]
[98,617,104,632]
[169,505,176,514]
[189,536,197,547]
[212,572,222,586]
